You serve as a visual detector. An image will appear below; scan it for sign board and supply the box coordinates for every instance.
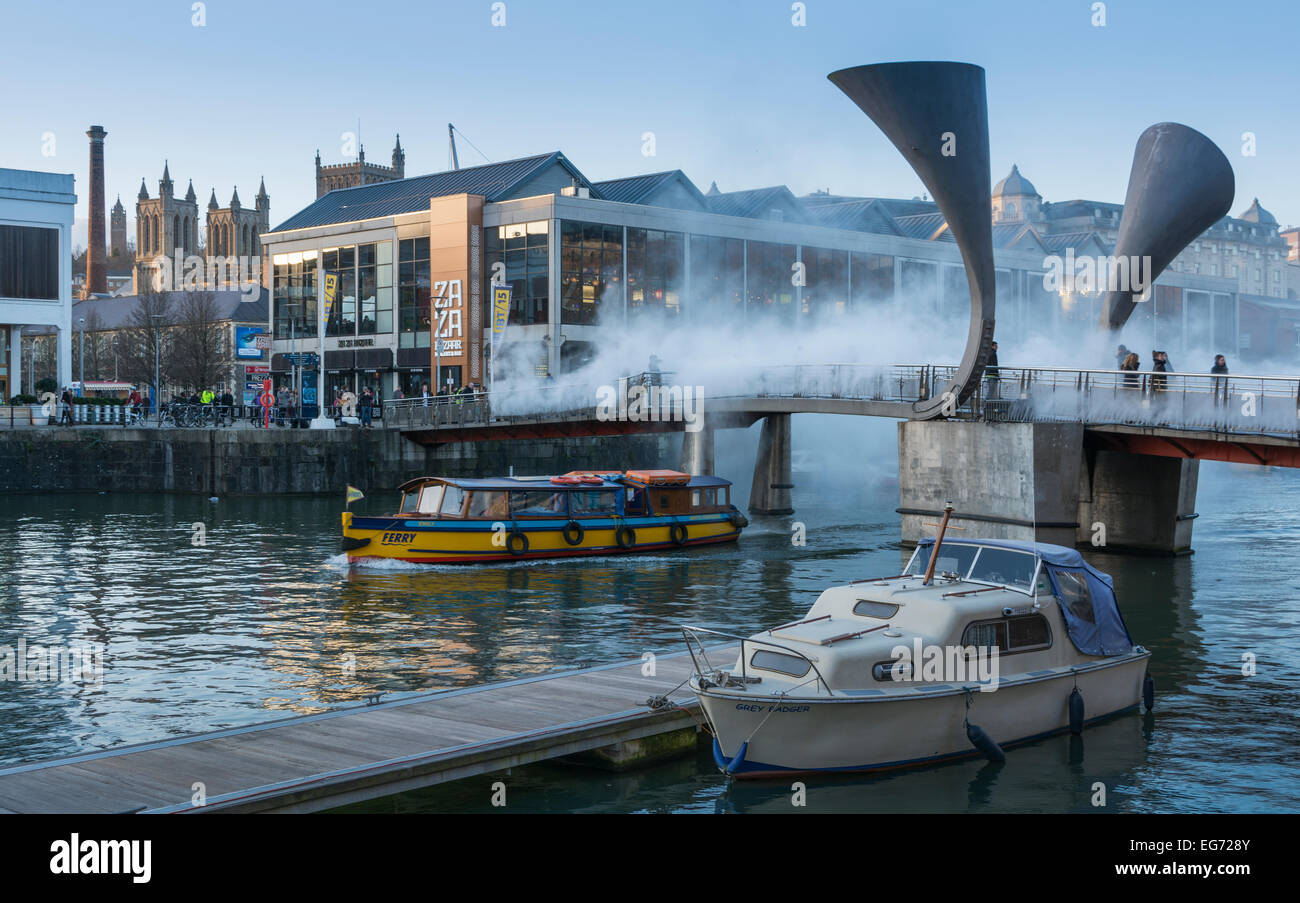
[428,194,484,382]
[491,284,511,360]
[323,273,338,319]
[254,334,272,351]
[284,352,319,367]
[235,326,266,360]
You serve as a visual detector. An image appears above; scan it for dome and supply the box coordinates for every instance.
[1238,197,1277,226]
[993,164,1039,199]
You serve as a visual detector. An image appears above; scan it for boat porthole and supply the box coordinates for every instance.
[670,523,688,545]
[507,531,529,556]
[562,520,584,546]
[616,526,636,549]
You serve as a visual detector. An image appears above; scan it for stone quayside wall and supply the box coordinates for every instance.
[0,429,680,496]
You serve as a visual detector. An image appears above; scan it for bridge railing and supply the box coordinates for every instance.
[974,366,1300,436]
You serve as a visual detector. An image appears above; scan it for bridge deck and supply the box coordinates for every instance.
[0,648,729,814]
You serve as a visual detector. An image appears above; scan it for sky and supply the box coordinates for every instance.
[2,0,1296,248]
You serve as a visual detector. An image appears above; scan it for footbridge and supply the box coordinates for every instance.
[382,364,1300,555]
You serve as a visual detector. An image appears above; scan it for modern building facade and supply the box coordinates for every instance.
[1,167,76,399]
[259,151,1259,402]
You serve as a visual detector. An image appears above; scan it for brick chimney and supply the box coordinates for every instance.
[85,125,108,295]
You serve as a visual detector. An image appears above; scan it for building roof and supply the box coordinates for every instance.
[59,288,270,332]
[594,170,686,204]
[270,152,594,233]
[704,185,805,221]
[894,211,953,241]
[1238,197,1277,226]
[1039,230,1110,254]
[804,198,904,235]
[993,164,1038,198]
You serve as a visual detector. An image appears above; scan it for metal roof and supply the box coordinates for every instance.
[593,171,684,204]
[269,152,592,234]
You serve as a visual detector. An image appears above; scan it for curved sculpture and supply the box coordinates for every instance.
[1101,122,1235,329]
[829,62,996,418]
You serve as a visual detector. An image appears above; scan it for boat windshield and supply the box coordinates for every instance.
[905,542,1038,593]
[905,542,981,578]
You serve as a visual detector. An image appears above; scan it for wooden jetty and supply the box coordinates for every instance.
[0,647,734,814]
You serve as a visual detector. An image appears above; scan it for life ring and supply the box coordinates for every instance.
[562,520,584,546]
[506,531,529,555]
[550,475,581,485]
[669,523,688,545]
[615,526,636,549]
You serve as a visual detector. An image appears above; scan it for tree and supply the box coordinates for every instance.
[170,291,227,393]
[120,292,173,400]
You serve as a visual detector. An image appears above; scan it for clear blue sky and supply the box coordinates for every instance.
[3,0,1296,246]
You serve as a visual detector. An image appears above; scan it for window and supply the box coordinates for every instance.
[399,487,421,514]
[272,250,318,338]
[688,235,744,318]
[440,486,469,516]
[467,491,510,518]
[628,227,683,317]
[750,649,810,678]
[850,253,894,308]
[561,221,622,325]
[853,600,900,619]
[486,221,549,326]
[399,237,431,349]
[417,484,444,515]
[509,490,566,516]
[745,240,796,318]
[968,547,1037,591]
[357,241,392,335]
[905,542,981,578]
[960,614,1051,654]
[324,246,357,336]
[0,225,58,300]
[800,247,849,317]
[571,490,617,515]
[1053,571,1095,623]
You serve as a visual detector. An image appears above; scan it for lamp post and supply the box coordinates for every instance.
[151,313,163,424]
[78,316,85,397]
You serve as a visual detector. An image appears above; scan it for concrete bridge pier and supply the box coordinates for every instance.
[750,414,794,515]
[678,423,715,476]
[897,420,1198,555]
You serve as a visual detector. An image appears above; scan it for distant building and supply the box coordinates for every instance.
[315,135,405,198]
[110,195,127,257]
[133,163,270,293]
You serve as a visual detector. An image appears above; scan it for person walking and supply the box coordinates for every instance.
[60,387,73,425]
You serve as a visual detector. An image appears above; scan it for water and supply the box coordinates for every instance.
[1,420,1297,812]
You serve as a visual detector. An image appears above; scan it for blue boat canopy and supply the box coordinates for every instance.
[916,538,1135,656]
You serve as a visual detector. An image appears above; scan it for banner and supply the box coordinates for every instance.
[323,273,338,320]
[491,284,512,361]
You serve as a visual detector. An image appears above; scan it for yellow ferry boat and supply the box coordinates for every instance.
[340,469,748,564]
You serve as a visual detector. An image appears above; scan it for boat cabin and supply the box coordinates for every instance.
[394,471,733,520]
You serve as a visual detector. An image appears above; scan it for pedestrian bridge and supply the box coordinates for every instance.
[382,364,1300,556]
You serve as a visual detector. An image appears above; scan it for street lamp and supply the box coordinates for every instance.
[151,313,163,424]
[78,316,85,397]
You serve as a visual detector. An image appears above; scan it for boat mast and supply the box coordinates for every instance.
[922,501,954,586]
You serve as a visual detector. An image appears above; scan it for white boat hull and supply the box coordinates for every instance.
[698,652,1150,777]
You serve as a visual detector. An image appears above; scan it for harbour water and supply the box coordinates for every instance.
[2,419,1297,813]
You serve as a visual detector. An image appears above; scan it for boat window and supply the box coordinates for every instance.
[961,614,1052,654]
[961,621,1007,651]
[510,490,566,516]
[691,488,717,508]
[439,486,469,517]
[468,491,511,518]
[398,487,421,514]
[905,542,980,578]
[416,485,444,515]
[967,548,1037,591]
[1053,571,1095,623]
[692,489,701,507]
[750,649,811,678]
[853,600,900,619]
[1007,614,1051,650]
[625,487,647,515]
[571,490,617,515]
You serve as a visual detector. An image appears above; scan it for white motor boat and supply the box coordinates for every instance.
[685,508,1153,778]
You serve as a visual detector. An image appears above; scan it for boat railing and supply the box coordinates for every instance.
[681,625,833,696]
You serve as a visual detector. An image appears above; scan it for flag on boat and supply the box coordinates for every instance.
[346,485,364,506]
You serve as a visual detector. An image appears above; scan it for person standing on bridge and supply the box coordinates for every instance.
[1151,350,1170,393]
[1211,354,1229,402]
[1116,344,1130,370]
[1121,352,1140,389]
[983,341,1000,400]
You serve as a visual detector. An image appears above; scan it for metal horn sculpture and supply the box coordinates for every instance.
[829,61,996,418]
[1101,122,1235,330]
